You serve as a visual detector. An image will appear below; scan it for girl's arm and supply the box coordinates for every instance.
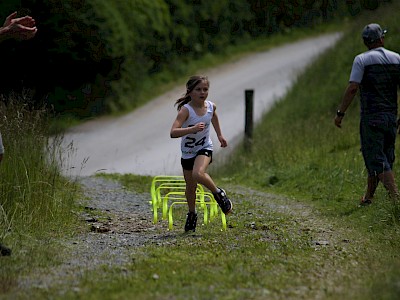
[211,103,227,147]
[170,107,205,138]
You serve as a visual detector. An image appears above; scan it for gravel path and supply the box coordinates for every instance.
[11,174,350,300]
[14,176,284,290]
[18,176,169,292]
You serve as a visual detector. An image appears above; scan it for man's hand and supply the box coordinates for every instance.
[334,82,358,129]
[334,115,343,128]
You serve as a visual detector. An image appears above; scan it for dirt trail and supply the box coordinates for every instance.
[14,176,346,297]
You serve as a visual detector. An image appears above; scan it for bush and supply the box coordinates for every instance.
[0,0,390,117]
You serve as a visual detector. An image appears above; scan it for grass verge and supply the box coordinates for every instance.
[0,94,82,293]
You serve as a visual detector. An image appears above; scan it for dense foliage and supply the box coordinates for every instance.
[0,0,390,117]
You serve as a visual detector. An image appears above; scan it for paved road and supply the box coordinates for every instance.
[60,32,342,177]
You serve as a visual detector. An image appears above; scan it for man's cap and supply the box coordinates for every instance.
[362,23,387,43]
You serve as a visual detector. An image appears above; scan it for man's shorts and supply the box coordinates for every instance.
[181,149,213,171]
[360,113,397,176]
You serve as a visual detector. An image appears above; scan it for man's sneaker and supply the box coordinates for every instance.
[213,187,233,215]
[184,211,198,232]
[360,196,372,206]
[0,243,11,256]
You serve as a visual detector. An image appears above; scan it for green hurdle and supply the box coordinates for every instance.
[150,175,185,223]
[150,175,227,230]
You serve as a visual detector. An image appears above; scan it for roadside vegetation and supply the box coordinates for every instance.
[1,1,400,300]
[0,94,81,293]
[0,0,378,122]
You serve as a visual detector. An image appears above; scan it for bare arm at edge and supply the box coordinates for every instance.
[334,82,359,128]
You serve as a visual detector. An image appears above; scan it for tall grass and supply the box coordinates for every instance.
[0,93,79,245]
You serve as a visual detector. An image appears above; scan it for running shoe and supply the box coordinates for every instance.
[213,187,233,214]
[184,211,198,232]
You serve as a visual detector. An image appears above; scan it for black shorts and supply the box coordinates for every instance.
[181,149,213,171]
[360,113,397,176]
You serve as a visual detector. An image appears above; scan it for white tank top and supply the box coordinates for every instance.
[180,100,214,159]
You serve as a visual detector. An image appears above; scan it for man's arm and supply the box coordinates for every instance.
[334,81,359,128]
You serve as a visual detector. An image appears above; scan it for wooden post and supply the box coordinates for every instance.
[245,89,254,151]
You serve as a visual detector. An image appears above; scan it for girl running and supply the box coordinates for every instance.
[170,75,232,232]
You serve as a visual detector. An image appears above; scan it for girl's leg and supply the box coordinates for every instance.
[183,168,198,232]
[192,154,233,215]
[192,155,218,193]
[183,169,197,212]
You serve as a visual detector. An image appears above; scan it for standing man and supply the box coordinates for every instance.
[334,23,400,206]
[0,11,37,257]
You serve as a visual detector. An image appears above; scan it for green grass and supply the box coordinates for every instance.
[55,2,400,299]
[215,1,400,205]
[0,94,82,293]
[23,184,400,299]
[95,172,153,194]
[2,1,400,299]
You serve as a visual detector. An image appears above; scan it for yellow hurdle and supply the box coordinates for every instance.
[150,175,185,223]
[150,175,226,230]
